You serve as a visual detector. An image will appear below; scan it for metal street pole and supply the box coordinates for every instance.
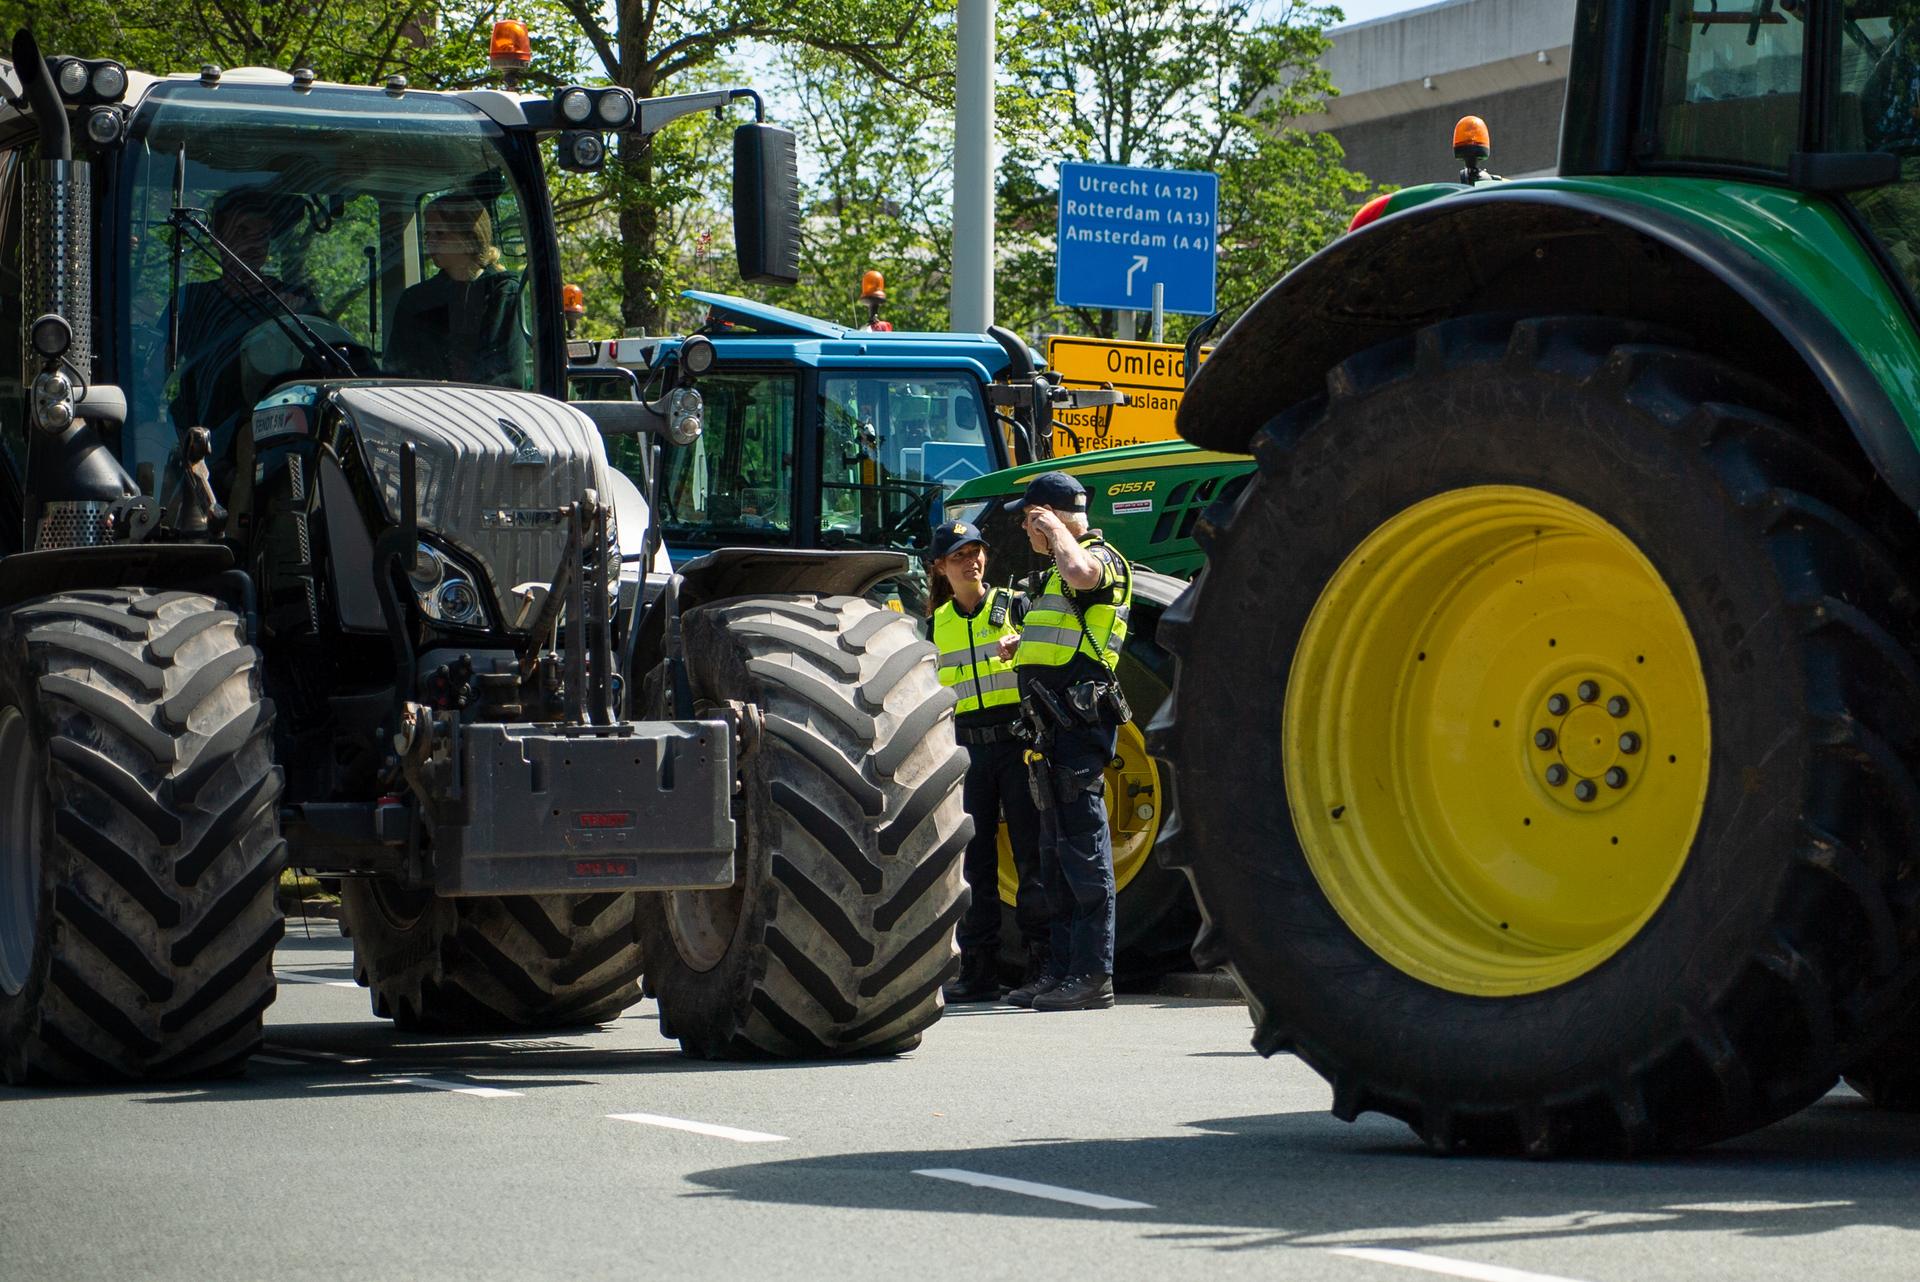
[953,0,995,333]
[1151,283,1165,344]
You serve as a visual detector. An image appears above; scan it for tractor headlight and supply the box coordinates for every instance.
[557,87,592,123]
[410,542,485,627]
[595,90,633,127]
[56,59,88,98]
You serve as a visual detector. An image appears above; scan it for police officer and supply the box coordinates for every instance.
[928,520,1048,1002]
[999,472,1133,1012]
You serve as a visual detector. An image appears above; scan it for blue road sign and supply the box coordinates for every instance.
[1055,161,1218,315]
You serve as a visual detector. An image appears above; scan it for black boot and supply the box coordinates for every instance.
[1032,973,1114,1012]
[1004,942,1060,1009]
[942,950,1003,1003]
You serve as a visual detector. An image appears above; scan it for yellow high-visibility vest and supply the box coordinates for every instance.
[932,587,1023,716]
[1013,534,1131,673]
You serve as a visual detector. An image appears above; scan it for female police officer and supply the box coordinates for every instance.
[928,520,1048,1003]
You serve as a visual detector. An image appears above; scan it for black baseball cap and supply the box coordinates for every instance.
[930,520,986,560]
[1005,470,1088,514]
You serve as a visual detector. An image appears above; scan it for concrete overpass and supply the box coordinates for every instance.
[1300,0,1578,189]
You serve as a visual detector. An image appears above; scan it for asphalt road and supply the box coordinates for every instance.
[4,921,1918,1282]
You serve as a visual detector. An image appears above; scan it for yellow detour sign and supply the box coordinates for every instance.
[1044,335,1211,455]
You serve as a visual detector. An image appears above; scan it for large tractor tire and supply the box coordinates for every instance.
[994,568,1199,984]
[0,589,285,1083]
[1155,315,1920,1155]
[1842,1000,1920,1109]
[340,884,643,1030]
[636,594,970,1058]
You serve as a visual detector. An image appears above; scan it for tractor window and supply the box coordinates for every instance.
[657,369,797,546]
[817,373,993,554]
[1838,5,1920,297]
[1645,2,1807,171]
[118,83,549,483]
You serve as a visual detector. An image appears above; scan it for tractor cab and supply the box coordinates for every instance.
[584,289,1030,610]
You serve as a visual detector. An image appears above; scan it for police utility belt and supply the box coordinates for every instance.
[956,721,1023,746]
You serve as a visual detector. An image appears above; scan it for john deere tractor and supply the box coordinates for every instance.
[0,29,967,1084]
[1159,0,1920,1153]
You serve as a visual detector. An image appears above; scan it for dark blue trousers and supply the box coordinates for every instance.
[956,737,1046,955]
[1034,722,1118,977]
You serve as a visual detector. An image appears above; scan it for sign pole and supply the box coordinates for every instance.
[953,0,995,333]
[1117,310,1136,342]
[1151,283,1165,344]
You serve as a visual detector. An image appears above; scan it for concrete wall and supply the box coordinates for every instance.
[1297,0,1578,189]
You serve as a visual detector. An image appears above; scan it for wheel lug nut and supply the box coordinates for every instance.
[1545,764,1568,786]
[1619,731,1641,754]
[1577,680,1600,702]
[1534,728,1556,749]
[1607,695,1629,717]
[1547,693,1569,716]
[1574,779,1597,802]
[1605,766,1628,789]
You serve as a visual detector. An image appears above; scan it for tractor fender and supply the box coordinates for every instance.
[0,544,243,615]
[1180,184,1920,513]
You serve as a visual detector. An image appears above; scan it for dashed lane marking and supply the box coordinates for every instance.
[386,1076,522,1098]
[260,1046,372,1066]
[251,1055,305,1066]
[608,1112,788,1143]
[913,1168,1153,1211]
[1330,1247,1591,1282]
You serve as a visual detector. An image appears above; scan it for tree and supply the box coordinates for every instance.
[0,0,585,89]
[993,0,1372,342]
[548,0,957,335]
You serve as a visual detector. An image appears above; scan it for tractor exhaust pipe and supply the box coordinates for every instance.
[14,28,136,550]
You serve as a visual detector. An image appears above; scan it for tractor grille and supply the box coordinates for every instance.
[34,501,114,550]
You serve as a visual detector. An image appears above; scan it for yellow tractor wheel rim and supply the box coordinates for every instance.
[1285,486,1710,996]
[998,719,1162,905]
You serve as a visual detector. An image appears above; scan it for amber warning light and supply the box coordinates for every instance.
[562,283,586,318]
[1453,115,1490,159]
[490,20,532,71]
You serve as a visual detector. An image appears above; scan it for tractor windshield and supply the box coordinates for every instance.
[1646,2,1807,172]
[1840,4,1920,299]
[117,82,546,481]
[818,373,994,554]
[658,369,799,545]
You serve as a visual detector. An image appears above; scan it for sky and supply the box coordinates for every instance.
[1328,0,1447,27]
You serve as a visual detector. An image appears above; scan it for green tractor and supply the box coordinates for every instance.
[1158,0,1920,1153]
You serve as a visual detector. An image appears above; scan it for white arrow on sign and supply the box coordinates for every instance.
[1125,255,1148,297]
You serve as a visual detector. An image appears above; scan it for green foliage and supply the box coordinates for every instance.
[993,0,1373,342]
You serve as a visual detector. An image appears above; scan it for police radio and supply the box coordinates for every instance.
[988,590,1010,628]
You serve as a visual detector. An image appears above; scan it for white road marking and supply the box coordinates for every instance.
[386,1075,522,1098]
[1662,1200,1852,1214]
[608,1112,788,1143]
[251,1055,304,1066]
[1330,1247,1591,1282]
[275,973,359,987]
[913,1168,1153,1211]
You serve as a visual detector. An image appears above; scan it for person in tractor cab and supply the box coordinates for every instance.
[1000,471,1134,1012]
[929,520,1047,1003]
[386,194,527,386]
[169,188,316,445]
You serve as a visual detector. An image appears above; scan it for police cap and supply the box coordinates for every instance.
[1005,470,1087,514]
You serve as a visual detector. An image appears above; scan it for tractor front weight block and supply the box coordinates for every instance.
[431,720,736,896]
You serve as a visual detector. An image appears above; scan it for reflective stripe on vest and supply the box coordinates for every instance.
[931,587,1023,715]
[1013,535,1132,673]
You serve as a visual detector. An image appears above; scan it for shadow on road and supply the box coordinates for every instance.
[679,1095,1920,1249]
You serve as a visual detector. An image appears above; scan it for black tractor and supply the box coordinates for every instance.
[0,31,968,1083]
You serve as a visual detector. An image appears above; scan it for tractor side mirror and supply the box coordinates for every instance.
[732,123,799,285]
